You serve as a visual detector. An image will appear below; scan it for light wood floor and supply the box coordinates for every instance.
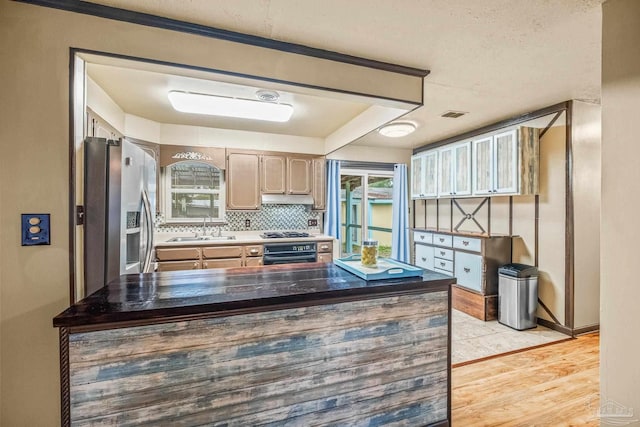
[452,332,600,426]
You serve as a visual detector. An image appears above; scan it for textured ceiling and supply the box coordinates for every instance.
[84,0,602,149]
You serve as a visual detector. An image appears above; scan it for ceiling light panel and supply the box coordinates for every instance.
[168,91,293,122]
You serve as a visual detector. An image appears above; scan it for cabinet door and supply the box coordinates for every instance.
[155,247,200,261]
[287,157,312,194]
[473,136,493,195]
[423,151,438,197]
[438,147,454,197]
[156,260,201,271]
[312,158,326,210]
[414,244,435,270]
[317,253,333,263]
[261,155,286,194]
[453,142,471,196]
[493,130,519,194]
[454,251,483,293]
[245,257,263,267]
[227,153,260,210]
[410,154,425,198]
[202,246,244,259]
[202,258,243,269]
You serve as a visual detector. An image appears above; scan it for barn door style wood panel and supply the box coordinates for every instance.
[62,292,450,426]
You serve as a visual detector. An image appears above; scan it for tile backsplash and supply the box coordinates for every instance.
[155,204,321,233]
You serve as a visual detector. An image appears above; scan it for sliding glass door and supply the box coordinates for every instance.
[340,169,393,257]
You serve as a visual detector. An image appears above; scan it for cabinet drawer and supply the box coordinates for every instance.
[202,258,243,269]
[434,258,454,272]
[245,257,263,267]
[202,246,244,259]
[453,236,482,253]
[317,241,333,253]
[414,244,434,270]
[454,251,483,293]
[413,231,433,245]
[156,247,200,261]
[433,234,453,247]
[317,253,333,263]
[434,267,453,276]
[244,245,263,257]
[156,260,200,271]
[434,247,454,261]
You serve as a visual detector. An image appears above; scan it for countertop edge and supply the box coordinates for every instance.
[54,275,454,332]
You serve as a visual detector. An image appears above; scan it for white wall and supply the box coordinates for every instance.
[327,144,412,165]
[601,0,640,417]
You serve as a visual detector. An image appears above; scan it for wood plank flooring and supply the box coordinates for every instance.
[452,332,600,426]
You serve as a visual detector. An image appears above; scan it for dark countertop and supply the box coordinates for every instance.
[54,263,454,330]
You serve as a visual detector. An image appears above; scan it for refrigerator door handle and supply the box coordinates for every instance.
[141,189,155,273]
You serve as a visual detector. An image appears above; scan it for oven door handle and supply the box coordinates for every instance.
[263,254,317,264]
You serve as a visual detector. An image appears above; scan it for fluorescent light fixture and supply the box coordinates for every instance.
[378,121,417,138]
[168,91,293,122]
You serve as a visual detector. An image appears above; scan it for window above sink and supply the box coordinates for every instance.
[163,161,225,223]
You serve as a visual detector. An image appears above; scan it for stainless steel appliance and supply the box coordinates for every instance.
[263,242,317,265]
[84,137,156,295]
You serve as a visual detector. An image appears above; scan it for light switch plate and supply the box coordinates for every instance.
[21,213,50,246]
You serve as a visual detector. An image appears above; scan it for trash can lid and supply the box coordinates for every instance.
[498,263,538,278]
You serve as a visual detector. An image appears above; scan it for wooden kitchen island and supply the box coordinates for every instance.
[54,263,454,426]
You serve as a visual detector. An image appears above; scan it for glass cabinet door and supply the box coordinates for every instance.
[438,147,454,197]
[454,142,471,196]
[423,151,438,197]
[493,130,518,194]
[473,136,493,195]
[410,154,424,198]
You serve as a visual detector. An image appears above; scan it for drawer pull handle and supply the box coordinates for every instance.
[421,257,427,262]
[439,238,445,242]
[440,262,446,267]
[420,235,425,240]
[463,241,469,246]
[440,251,446,256]
[321,245,329,250]
[464,267,470,273]
[250,249,259,254]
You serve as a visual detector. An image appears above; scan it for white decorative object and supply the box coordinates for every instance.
[171,152,213,161]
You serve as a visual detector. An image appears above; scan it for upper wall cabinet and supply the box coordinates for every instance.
[411,151,438,199]
[227,151,261,210]
[312,158,326,210]
[438,142,471,198]
[472,127,539,196]
[260,154,313,195]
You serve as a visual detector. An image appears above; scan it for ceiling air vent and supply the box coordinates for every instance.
[441,110,467,118]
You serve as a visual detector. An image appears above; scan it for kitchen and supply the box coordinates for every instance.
[3,0,632,426]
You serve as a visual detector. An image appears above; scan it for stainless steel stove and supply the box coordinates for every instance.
[260,231,310,239]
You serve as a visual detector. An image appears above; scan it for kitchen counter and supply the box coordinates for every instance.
[53,264,453,426]
[154,230,334,247]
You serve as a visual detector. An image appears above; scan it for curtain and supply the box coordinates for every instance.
[391,163,410,263]
[324,160,341,240]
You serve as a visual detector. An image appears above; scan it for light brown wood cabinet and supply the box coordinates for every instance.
[317,240,333,263]
[312,158,326,210]
[227,152,261,210]
[260,154,313,195]
[156,243,265,271]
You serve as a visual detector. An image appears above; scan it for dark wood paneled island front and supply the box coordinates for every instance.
[54,263,455,426]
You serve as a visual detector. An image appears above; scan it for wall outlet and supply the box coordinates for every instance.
[245,219,251,228]
[308,219,318,227]
[21,213,51,246]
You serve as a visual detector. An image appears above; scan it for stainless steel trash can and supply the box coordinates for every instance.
[498,263,538,330]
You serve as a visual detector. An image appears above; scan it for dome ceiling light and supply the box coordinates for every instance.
[377,121,417,138]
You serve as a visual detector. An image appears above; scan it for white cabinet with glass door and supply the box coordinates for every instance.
[472,128,534,196]
[410,150,437,199]
[438,141,471,197]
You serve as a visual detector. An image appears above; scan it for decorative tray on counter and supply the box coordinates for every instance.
[333,255,425,281]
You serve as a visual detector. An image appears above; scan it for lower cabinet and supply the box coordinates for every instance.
[156,243,263,271]
[412,230,511,320]
[317,240,333,263]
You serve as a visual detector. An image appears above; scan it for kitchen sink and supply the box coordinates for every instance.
[166,236,236,242]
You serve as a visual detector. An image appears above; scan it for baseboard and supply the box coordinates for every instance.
[572,324,600,336]
[537,318,573,336]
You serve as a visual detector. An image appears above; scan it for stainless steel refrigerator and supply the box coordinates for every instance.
[84,137,156,296]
